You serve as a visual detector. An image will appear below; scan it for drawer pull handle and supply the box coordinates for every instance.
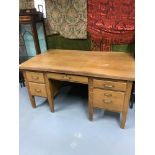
[35,89,41,93]
[103,84,114,89]
[32,76,39,80]
[103,99,112,104]
[104,93,112,97]
[63,75,71,80]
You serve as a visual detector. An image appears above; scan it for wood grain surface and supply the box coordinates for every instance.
[19,49,135,81]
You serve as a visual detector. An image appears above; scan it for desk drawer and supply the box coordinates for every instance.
[93,79,127,92]
[47,73,88,84]
[26,71,45,83]
[29,82,47,97]
[93,89,125,112]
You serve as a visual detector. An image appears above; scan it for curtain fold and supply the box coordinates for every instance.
[88,0,135,51]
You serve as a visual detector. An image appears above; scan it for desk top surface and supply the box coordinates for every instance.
[19,49,135,81]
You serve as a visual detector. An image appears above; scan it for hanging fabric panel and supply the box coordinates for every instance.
[45,0,87,39]
[19,0,35,9]
[88,0,135,51]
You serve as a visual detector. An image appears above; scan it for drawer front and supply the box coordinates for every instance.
[26,71,45,83]
[29,82,47,97]
[93,89,125,112]
[47,73,88,84]
[93,79,127,92]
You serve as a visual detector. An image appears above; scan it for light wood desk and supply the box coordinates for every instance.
[20,49,135,128]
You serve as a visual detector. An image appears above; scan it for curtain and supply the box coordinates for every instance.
[19,0,35,9]
[45,0,87,39]
[88,0,135,51]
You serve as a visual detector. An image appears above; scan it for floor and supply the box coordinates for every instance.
[19,83,135,155]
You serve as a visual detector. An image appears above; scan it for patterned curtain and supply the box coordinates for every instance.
[88,0,135,51]
[45,0,87,39]
[19,0,35,9]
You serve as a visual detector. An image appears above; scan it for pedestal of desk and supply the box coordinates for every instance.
[88,77,133,129]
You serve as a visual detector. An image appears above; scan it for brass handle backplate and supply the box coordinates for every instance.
[32,76,39,80]
[63,75,71,80]
[104,93,112,97]
[103,99,112,104]
[35,89,41,93]
[103,84,114,89]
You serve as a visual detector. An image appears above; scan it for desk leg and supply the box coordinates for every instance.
[121,111,128,129]
[23,72,36,108]
[120,81,133,129]
[88,78,93,121]
[45,74,54,112]
[27,92,36,108]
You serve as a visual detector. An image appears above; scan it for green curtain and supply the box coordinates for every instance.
[47,34,134,54]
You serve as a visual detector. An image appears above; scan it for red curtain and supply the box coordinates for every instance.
[88,0,135,51]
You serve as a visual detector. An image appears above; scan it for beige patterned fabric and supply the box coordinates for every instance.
[45,0,87,39]
[19,0,35,9]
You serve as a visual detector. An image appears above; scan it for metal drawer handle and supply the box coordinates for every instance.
[63,75,71,80]
[104,93,112,97]
[32,76,39,80]
[103,99,112,104]
[103,84,114,88]
[35,89,41,93]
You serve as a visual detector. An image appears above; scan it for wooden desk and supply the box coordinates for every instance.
[20,49,135,128]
